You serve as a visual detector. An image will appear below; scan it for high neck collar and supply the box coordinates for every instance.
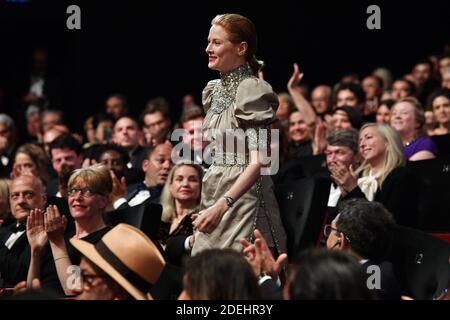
[220,63,253,86]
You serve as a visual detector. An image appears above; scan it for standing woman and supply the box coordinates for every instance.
[192,14,286,256]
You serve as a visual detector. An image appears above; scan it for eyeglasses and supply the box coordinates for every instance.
[67,188,97,198]
[323,224,351,243]
[323,224,339,238]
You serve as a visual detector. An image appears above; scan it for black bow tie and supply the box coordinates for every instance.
[11,224,26,233]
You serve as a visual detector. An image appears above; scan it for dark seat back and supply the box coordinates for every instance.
[406,155,450,232]
[103,200,162,243]
[273,154,329,184]
[274,177,330,258]
[388,225,450,299]
[431,133,450,157]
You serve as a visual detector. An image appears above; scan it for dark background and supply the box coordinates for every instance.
[1,0,449,133]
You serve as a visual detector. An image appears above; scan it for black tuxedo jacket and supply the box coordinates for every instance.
[0,221,63,294]
[0,224,30,287]
[361,260,402,300]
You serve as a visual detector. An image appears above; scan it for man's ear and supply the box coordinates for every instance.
[238,42,248,57]
[142,159,149,173]
[340,233,350,249]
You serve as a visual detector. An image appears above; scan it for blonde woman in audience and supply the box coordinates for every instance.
[331,123,419,226]
[158,162,202,249]
[26,164,112,295]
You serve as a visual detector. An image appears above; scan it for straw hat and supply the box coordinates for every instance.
[70,223,165,300]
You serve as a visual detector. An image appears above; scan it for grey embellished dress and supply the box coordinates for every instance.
[191,63,287,256]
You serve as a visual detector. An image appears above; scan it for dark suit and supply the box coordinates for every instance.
[0,221,61,293]
[361,260,402,300]
[116,182,161,210]
[342,166,419,227]
[0,223,30,287]
[129,146,147,171]
[0,144,18,179]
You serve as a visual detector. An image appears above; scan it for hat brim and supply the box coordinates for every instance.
[70,238,153,300]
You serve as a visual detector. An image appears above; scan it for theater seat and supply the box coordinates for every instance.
[103,200,162,243]
[431,133,450,157]
[388,225,450,300]
[406,155,450,232]
[274,177,330,258]
[273,154,328,184]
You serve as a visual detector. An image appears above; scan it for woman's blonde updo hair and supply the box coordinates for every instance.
[211,13,263,76]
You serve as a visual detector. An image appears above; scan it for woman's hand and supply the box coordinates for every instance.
[287,63,304,92]
[313,119,327,155]
[330,163,358,195]
[26,209,48,254]
[44,205,67,243]
[192,198,229,234]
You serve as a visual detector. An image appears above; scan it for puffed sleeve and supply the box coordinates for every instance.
[202,79,219,113]
[234,78,278,150]
[234,78,278,126]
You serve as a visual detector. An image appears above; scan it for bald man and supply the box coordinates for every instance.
[0,175,46,286]
[311,85,332,115]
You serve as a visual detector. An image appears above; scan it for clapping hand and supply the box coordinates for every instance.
[44,205,68,243]
[240,229,288,280]
[330,162,358,195]
[26,209,48,254]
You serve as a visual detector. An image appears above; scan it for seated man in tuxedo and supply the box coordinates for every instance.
[325,198,402,300]
[325,128,361,220]
[0,175,47,287]
[111,143,173,210]
[112,116,147,171]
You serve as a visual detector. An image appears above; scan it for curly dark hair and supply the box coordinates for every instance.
[287,248,375,300]
[336,198,395,261]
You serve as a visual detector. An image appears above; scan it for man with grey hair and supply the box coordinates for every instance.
[0,114,18,178]
[325,128,361,211]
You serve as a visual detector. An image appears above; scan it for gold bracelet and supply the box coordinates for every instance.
[54,256,70,262]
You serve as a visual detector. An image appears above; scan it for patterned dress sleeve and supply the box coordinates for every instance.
[202,79,219,114]
[234,78,278,150]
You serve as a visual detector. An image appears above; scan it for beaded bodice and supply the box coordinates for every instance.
[209,63,254,114]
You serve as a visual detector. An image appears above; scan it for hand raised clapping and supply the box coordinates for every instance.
[44,205,68,243]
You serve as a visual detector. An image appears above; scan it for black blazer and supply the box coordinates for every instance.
[361,260,402,300]
[342,166,419,227]
[0,222,62,293]
[0,226,30,287]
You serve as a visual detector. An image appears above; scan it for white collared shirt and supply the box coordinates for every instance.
[5,230,26,250]
[327,183,342,207]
